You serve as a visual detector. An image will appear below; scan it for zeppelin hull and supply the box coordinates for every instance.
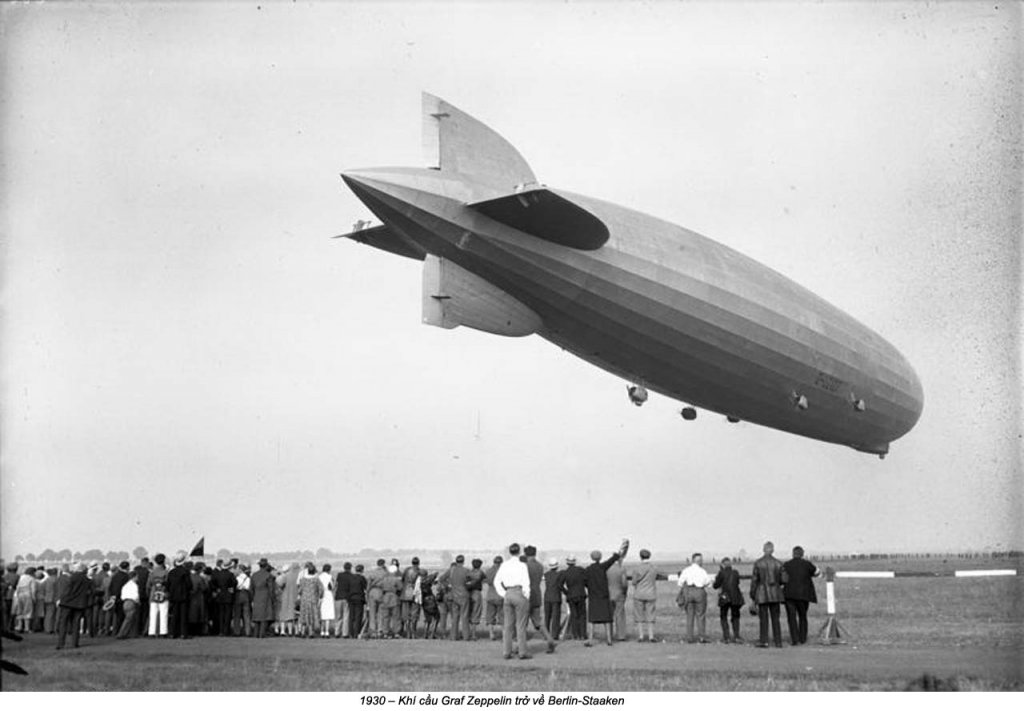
[339,95,923,456]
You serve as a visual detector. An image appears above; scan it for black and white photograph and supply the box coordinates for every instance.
[1,0,1020,697]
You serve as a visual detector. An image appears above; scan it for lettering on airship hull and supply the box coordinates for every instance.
[813,371,846,393]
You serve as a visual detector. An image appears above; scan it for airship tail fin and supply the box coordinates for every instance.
[422,92,537,193]
[332,222,427,261]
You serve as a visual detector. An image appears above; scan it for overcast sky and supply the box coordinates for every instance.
[1,2,1020,561]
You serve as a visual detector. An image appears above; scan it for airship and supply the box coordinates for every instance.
[337,93,923,457]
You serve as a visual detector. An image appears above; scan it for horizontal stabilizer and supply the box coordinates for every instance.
[469,188,610,250]
[332,223,426,261]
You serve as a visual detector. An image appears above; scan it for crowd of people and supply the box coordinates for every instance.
[1,540,819,656]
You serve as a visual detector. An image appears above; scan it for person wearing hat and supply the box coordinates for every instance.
[483,556,504,641]
[522,546,556,651]
[583,539,630,647]
[542,557,566,640]
[562,555,587,641]
[166,551,193,639]
[210,559,236,637]
[465,559,486,641]
[56,563,92,649]
[631,549,661,642]
[443,555,470,641]
[250,558,276,638]
[712,556,744,644]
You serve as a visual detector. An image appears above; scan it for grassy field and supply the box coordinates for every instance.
[3,557,1021,691]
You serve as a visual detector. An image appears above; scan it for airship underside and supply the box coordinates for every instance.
[338,94,923,457]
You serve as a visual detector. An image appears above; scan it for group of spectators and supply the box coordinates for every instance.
[2,540,818,654]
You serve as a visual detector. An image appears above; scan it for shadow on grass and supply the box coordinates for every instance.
[3,654,1020,692]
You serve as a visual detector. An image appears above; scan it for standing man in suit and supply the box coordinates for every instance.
[583,539,630,647]
[466,559,486,641]
[782,546,818,645]
[334,562,354,638]
[562,556,587,641]
[606,556,629,641]
[166,552,193,639]
[749,541,785,648]
[108,561,131,635]
[483,556,503,641]
[400,557,422,639]
[210,559,236,637]
[542,558,565,640]
[522,546,556,651]
[364,559,387,639]
[712,557,744,643]
[445,555,470,641]
[41,567,59,634]
[348,564,368,639]
[56,562,92,650]
[134,557,150,636]
[630,549,661,643]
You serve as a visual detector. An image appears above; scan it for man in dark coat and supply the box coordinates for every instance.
[522,546,555,650]
[445,555,470,641]
[348,564,368,639]
[334,562,355,638]
[542,558,566,640]
[166,552,193,639]
[583,539,630,647]
[108,561,131,635]
[749,541,785,648]
[209,559,237,636]
[134,558,150,636]
[56,563,92,649]
[712,557,744,643]
[250,559,276,639]
[782,545,818,645]
[562,556,587,640]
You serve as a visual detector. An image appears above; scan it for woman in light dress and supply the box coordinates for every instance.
[318,563,335,638]
[12,567,38,633]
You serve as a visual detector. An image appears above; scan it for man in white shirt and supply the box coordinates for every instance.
[677,552,712,643]
[116,571,140,639]
[494,542,546,659]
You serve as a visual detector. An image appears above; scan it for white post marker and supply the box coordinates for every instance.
[954,569,1016,577]
[817,566,849,645]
